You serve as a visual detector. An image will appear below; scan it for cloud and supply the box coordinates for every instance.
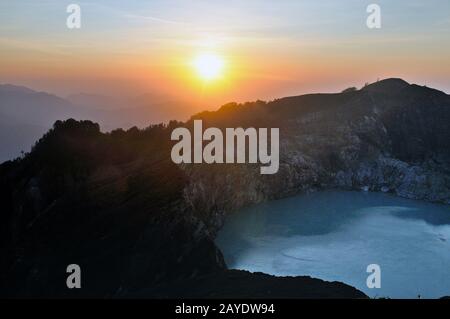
[124,13,188,26]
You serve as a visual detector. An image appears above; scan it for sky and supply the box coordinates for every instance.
[1,0,450,109]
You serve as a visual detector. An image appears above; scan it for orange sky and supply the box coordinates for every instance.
[1,1,450,112]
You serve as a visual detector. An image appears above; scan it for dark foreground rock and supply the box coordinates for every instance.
[136,270,368,299]
[0,119,365,298]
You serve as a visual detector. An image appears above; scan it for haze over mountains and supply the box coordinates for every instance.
[4,79,447,164]
[0,84,195,162]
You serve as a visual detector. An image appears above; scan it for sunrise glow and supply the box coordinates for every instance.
[192,53,225,81]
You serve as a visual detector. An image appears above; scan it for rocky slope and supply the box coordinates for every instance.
[183,79,450,232]
[1,78,449,298]
[0,120,365,298]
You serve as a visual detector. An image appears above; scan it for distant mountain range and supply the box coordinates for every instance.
[0,84,195,162]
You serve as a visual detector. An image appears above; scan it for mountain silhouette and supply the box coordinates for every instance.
[362,78,410,92]
[0,85,196,162]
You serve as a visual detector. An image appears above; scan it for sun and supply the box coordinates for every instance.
[192,53,225,81]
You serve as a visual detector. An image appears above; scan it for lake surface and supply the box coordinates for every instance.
[216,191,450,298]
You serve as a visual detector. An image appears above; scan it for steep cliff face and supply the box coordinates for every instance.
[183,79,450,232]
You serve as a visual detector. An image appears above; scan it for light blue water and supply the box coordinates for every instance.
[216,191,450,299]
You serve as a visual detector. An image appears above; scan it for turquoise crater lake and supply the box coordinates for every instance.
[216,191,450,298]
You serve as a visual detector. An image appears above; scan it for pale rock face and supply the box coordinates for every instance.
[182,79,450,233]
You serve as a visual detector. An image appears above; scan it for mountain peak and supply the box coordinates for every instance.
[362,78,410,93]
[0,84,36,94]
